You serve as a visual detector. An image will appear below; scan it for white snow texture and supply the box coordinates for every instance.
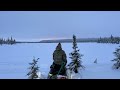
[0,43,120,79]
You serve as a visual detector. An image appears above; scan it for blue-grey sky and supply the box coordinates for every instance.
[0,11,120,41]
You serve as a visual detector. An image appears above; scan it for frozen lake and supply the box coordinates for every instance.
[0,43,120,79]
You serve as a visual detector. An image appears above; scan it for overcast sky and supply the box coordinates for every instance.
[0,11,120,41]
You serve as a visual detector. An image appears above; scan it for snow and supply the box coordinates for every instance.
[0,43,120,79]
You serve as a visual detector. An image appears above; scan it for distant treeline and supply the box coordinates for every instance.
[40,35,120,44]
[97,35,120,44]
[1,35,120,45]
[0,36,16,45]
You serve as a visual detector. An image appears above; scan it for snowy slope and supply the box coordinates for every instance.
[0,43,120,79]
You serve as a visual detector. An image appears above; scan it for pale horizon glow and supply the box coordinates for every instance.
[16,37,71,42]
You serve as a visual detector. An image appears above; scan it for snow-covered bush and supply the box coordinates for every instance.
[112,46,120,69]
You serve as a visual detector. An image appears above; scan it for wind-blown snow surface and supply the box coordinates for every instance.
[0,43,120,79]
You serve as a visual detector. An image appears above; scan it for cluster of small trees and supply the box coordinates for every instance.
[27,35,85,79]
[0,36,16,45]
[26,35,120,79]
[98,35,120,44]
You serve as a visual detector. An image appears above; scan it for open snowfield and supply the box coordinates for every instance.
[0,43,120,79]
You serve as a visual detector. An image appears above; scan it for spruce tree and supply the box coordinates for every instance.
[27,57,40,79]
[11,36,13,41]
[67,35,84,73]
[10,36,13,44]
[112,46,120,69]
[94,58,97,64]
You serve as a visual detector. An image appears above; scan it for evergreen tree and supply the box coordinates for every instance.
[0,38,2,45]
[11,36,13,41]
[4,38,6,44]
[98,37,102,43]
[10,36,13,44]
[14,39,16,43]
[111,34,113,39]
[7,38,10,44]
[67,35,84,73]
[1,38,3,44]
[27,57,40,79]
[111,46,120,69]
[94,58,97,64]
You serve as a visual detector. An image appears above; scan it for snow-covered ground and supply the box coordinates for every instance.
[0,43,120,79]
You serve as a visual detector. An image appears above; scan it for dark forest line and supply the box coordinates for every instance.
[1,35,120,45]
